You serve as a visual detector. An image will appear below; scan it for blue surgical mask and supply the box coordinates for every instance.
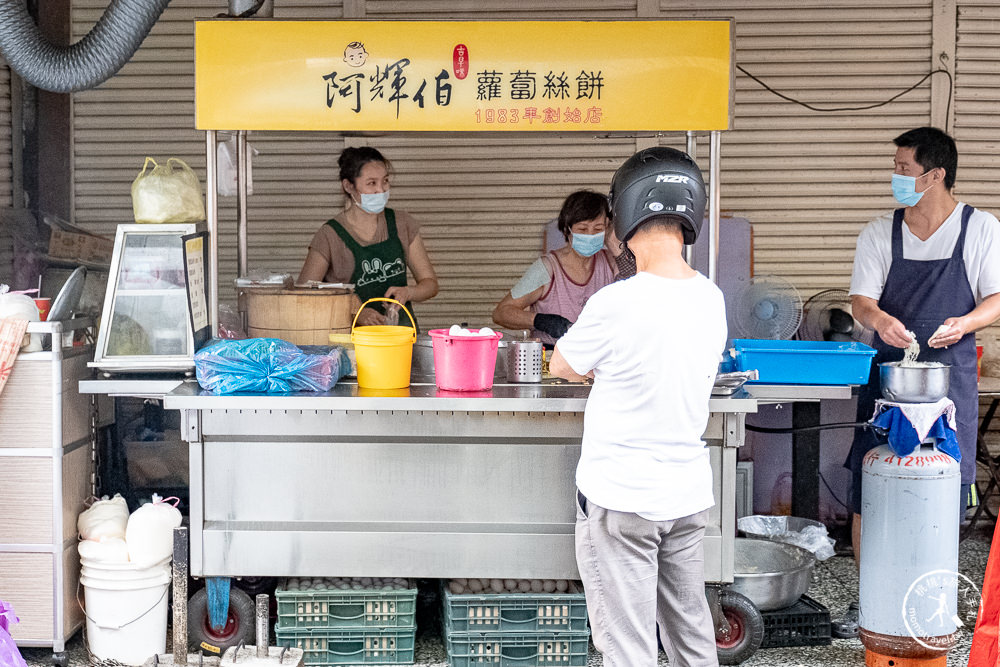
[571,232,605,257]
[891,172,930,207]
[355,190,389,214]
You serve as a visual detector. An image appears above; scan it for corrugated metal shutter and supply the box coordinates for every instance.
[956,3,1000,216]
[72,0,347,319]
[347,2,643,327]
[72,0,642,331]
[956,3,1000,454]
[73,1,946,329]
[656,1,936,299]
[0,61,13,279]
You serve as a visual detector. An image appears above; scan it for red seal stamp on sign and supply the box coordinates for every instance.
[453,44,468,80]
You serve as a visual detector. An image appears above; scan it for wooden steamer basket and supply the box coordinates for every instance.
[243,287,360,345]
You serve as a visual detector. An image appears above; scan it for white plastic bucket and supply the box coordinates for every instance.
[80,557,171,666]
[80,555,171,580]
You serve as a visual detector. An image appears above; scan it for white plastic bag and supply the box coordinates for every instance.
[737,515,836,561]
[77,536,130,563]
[77,494,129,541]
[131,157,206,223]
[0,286,40,351]
[125,494,182,565]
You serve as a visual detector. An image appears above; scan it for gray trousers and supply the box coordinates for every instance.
[575,491,718,667]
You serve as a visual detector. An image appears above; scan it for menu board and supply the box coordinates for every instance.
[182,232,211,345]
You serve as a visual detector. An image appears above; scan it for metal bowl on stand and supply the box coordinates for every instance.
[879,362,950,403]
[731,538,815,611]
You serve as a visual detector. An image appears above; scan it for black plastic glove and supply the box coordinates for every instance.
[534,313,573,339]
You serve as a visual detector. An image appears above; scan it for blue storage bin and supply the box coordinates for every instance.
[732,339,876,385]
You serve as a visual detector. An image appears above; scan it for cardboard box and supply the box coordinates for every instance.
[48,229,113,264]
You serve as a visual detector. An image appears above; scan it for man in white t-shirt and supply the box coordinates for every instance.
[836,127,1000,636]
[550,148,726,667]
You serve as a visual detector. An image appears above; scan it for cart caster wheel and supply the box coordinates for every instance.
[234,576,276,597]
[51,651,68,667]
[715,590,764,665]
[188,586,256,655]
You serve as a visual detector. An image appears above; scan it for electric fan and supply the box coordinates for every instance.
[798,288,874,346]
[733,275,803,340]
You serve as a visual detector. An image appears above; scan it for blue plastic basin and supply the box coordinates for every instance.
[732,339,876,385]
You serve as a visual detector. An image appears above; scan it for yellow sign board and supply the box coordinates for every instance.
[195,20,732,132]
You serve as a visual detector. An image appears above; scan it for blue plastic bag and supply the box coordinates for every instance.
[194,338,349,394]
[0,601,28,667]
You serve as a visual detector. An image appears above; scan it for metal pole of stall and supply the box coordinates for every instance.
[685,131,698,267]
[708,130,721,285]
[256,594,269,658]
[205,130,219,336]
[172,526,189,665]
[236,130,249,278]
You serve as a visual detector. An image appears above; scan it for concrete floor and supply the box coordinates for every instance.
[19,523,991,667]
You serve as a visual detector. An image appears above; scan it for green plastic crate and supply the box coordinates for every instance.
[445,631,590,667]
[276,583,417,630]
[443,588,589,633]
[275,627,416,666]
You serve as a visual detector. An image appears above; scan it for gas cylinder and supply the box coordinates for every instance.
[859,443,960,666]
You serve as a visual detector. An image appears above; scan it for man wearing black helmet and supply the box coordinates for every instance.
[550,147,726,667]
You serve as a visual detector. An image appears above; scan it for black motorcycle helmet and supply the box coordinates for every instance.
[609,147,707,245]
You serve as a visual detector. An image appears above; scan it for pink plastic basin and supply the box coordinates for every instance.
[428,329,503,391]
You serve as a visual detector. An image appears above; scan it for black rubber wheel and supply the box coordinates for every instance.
[234,576,276,597]
[51,651,68,667]
[188,586,256,655]
[715,590,765,665]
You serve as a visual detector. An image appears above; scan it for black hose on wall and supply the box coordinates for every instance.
[0,0,171,93]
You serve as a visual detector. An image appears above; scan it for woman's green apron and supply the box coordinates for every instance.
[325,208,417,328]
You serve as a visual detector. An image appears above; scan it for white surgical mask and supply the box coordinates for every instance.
[354,190,390,214]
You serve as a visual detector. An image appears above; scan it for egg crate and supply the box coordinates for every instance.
[760,595,832,648]
[444,630,591,667]
[443,586,589,634]
[276,578,417,630]
[275,626,416,666]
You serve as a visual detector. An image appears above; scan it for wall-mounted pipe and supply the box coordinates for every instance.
[0,0,172,93]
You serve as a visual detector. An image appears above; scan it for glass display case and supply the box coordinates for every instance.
[91,223,209,373]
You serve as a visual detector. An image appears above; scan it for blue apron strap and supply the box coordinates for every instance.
[890,208,905,260]
[952,204,974,261]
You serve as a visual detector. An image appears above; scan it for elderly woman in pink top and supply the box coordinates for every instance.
[493,190,617,347]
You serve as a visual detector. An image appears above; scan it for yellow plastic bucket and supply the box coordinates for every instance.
[351,298,416,389]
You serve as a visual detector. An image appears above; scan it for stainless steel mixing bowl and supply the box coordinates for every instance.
[730,538,815,611]
[879,362,950,403]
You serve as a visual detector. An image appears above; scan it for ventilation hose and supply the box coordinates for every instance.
[0,0,172,93]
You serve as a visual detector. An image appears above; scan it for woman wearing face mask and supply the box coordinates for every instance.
[492,190,616,347]
[298,147,438,327]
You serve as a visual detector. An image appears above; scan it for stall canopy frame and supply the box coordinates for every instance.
[193,19,733,333]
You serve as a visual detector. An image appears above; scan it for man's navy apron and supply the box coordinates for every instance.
[847,205,979,498]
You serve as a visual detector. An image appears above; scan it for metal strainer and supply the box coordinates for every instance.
[506,339,543,383]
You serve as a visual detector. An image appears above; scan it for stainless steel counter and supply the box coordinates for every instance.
[162,380,759,413]
[161,382,764,582]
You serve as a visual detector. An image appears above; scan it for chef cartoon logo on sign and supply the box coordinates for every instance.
[344,42,368,67]
[357,258,405,289]
[323,39,453,118]
[902,568,981,651]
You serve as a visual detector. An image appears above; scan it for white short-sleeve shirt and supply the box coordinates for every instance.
[849,203,1000,303]
[556,272,727,521]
